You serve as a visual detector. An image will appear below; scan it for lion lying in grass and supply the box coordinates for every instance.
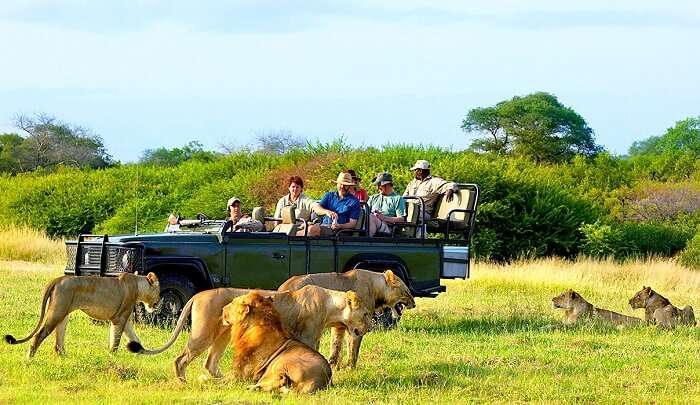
[552,290,643,327]
[277,269,415,369]
[223,291,332,394]
[628,286,696,329]
[4,272,160,358]
[128,285,370,382]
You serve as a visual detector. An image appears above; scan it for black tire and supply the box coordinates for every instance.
[370,304,403,331]
[135,273,196,328]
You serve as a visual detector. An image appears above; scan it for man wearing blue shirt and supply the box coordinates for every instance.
[306,172,362,236]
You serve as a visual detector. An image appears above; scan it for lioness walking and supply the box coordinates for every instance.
[4,272,160,358]
[552,290,642,327]
[628,286,696,329]
[278,269,416,369]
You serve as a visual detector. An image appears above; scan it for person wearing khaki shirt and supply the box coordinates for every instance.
[274,176,317,222]
[403,159,457,218]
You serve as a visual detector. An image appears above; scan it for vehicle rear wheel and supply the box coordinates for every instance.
[135,273,196,328]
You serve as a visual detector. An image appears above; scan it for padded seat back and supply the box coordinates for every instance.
[272,206,298,235]
[432,188,476,230]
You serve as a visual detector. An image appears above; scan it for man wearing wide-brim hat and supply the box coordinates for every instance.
[306,172,362,237]
[403,159,457,219]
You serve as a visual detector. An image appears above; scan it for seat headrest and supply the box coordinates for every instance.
[252,206,265,223]
[281,206,296,224]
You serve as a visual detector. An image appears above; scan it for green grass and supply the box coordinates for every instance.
[1,258,699,404]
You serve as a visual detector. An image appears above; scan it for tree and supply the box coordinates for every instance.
[462,92,601,163]
[0,133,24,173]
[12,113,113,171]
[140,141,217,166]
[255,129,306,155]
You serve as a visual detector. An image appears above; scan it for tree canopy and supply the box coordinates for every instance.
[140,141,218,166]
[0,114,113,174]
[462,92,602,163]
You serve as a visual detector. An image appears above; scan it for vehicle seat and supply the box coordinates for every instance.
[426,185,478,238]
[252,207,265,224]
[272,206,298,235]
[392,200,420,238]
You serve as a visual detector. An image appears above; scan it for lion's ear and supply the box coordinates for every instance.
[571,291,579,298]
[643,286,651,293]
[238,303,250,317]
[146,272,158,286]
[384,270,398,286]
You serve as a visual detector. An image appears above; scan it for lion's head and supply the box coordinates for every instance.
[138,272,161,313]
[382,270,416,314]
[629,286,653,309]
[552,289,584,310]
[222,291,279,329]
[343,291,372,338]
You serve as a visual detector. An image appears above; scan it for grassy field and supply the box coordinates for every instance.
[1,258,699,404]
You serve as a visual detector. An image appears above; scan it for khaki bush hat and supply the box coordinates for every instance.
[410,160,430,171]
[333,172,356,186]
[372,172,393,186]
[227,196,241,209]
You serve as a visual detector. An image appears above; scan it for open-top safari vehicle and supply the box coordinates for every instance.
[63,184,479,326]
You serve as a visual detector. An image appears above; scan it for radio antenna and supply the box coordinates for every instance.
[134,163,139,235]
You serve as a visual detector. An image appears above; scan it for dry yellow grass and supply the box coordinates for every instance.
[0,226,66,265]
[473,256,700,300]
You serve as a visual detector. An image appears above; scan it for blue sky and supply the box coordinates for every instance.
[1,1,698,162]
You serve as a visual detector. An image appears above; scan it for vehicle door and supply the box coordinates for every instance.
[223,232,290,289]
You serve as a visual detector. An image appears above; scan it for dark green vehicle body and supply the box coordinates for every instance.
[64,225,458,298]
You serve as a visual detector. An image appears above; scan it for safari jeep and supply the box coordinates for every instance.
[63,184,479,326]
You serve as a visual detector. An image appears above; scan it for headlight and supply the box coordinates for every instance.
[121,252,133,272]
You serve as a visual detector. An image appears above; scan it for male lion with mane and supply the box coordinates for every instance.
[552,290,643,327]
[224,291,332,394]
[629,286,696,329]
[277,269,415,369]
[128,285,370,382]
[4,272,160,358]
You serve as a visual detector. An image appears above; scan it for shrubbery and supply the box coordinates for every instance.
[0,143,699,263]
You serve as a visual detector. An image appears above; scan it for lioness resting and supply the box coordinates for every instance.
[551,290,643,327]
[629,286,696,329]
[224,292,332,394]
[277,269,416,369]
[4,272,159,358]
[128,285,370,382]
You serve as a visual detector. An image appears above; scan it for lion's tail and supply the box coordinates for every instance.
[4,278,58,345]
[127,295,195,355]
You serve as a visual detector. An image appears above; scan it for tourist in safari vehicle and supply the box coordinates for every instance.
[367,172,407,237]
[305,172,362,237]
[273,176,316,222]
[403,159,458,219]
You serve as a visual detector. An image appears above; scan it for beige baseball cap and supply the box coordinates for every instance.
[227,196,241,209]
[410,159,430,170]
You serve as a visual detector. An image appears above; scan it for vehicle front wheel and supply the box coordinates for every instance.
[135,273,196,328]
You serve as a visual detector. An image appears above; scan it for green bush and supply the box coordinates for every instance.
[679,232,700,270]
[579,221,694,260]
[619,222,694,257]
[579,221,635,259]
